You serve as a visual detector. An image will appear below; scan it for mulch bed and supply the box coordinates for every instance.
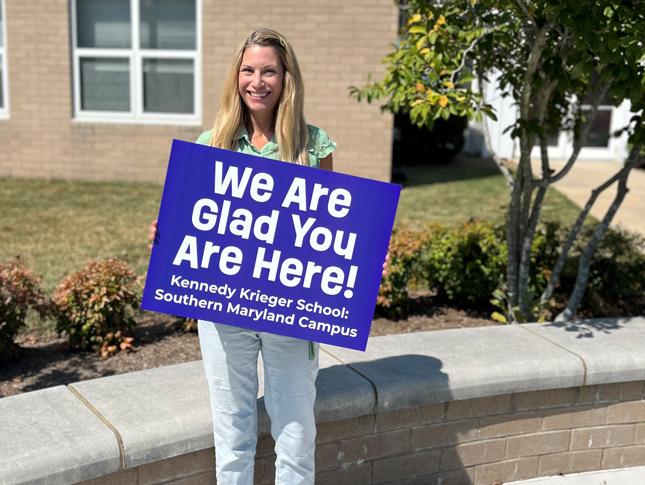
[0,294,496,398]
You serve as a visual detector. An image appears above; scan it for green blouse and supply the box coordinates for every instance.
[195,124,336,167]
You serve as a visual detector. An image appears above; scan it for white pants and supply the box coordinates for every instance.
[198,320,319,485]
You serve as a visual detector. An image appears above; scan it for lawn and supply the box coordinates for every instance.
[394,157,584,227]
[0,178,161,292]
[0,158,584,334]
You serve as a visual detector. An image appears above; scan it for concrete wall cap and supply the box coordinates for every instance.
[0,386,120,484]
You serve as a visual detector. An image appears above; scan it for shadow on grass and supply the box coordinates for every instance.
[394,156,503,188]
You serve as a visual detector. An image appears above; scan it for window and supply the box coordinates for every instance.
[71,0,200,124]
[0,0,8,118]
[545,93,614,149]
[580,93,613,148]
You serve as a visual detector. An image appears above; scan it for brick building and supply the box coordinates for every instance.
[0,0,397,182]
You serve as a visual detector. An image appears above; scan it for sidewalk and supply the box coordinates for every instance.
[506,465,645,484]
[534,160,645,237]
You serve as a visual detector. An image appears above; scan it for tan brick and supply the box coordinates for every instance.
[478,411,542,439]
[254,455,275,485]
[407,468,473,485]
[506,430,570,458]
[474,457,538,484]
[440,438,506,470]
[542,406,607,430]
[514,388,578,411]
[137,448,215,484]
[317,414,374,443]
[375,402,445,432]
[446,394,511,420]
[570,425,634,450]
[316,463,371,485]
[607,401,645,424]
[379,474,445,485]
[340,429,410,463]
[2,0,396,183]
[255,435,275,458]
[77,468,138,485]
[371,450,440,483]
[170,471,216,485]
[635,424,645,444]
[578,384,621,404]
[621,382,644,401]
[316,442,340,472]
[538,450,602,476]
[445,468,475,485]
[411,419,478,450]
[601,445,645,469]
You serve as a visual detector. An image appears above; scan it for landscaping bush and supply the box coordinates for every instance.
[560,227,645,315]
[52,259,139,358]
[0,258,50,363]
[376,226,436,318]
[425,221,507,307]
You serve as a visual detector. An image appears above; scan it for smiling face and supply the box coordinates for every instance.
[238,45,284,120]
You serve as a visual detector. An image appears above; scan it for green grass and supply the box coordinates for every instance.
[0,178,162,293]
[393,159,584,228]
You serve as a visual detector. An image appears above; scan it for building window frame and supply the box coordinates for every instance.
[71,0,201,125]
[0,0,9,119]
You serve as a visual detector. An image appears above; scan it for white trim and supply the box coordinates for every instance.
[71,0,201,125]
[132,0,140,117]
[71,116,201,127]
[0,0,10,119]
[194,0,202,127]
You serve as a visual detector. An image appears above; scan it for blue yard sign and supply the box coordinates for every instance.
[141,140,400,351]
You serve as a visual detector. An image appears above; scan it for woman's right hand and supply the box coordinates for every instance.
[148,220,158,251]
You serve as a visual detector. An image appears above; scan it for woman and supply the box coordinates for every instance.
[195,28,334,484]
[150,28,389,483]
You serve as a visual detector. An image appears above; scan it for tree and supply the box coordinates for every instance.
[351,0,645,322]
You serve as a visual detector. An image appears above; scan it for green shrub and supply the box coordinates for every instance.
[52,259,139,358]
[528,222,563,296]
[424,220,507,307]
[492,224,645,321]
[376,226,435,318]
[378,220,645,321]
[561,227,645,314]
[0,258,50,363]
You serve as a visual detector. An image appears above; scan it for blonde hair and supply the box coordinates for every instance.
[210,28,309,165]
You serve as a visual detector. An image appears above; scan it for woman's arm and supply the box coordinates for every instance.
[319,153,333,171]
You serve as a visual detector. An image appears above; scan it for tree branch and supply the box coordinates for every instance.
[449,26,503,85]
[476,72,514,190]
[513,0,532,20]
[544,144,641,319]
[556,144,641,320]
[546,79,611,184]
[516,79,557,318]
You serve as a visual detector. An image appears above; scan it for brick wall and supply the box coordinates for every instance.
[0,0,396,182]
[80,381,645,485]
